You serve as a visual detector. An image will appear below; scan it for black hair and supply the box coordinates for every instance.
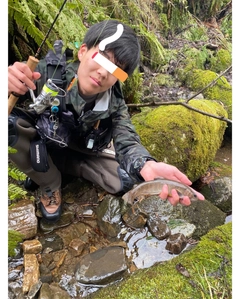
[83,20,141,76]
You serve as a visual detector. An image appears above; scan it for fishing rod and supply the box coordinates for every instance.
[8,0,68,115]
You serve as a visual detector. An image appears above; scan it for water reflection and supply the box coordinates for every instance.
[123,227,179,269]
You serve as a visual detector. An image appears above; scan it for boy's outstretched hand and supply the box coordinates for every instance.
[140,161,205,206]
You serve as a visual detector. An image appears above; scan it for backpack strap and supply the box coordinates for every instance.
[45,40,72,115]
[45,40,67,87]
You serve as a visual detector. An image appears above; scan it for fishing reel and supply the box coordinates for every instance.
[29,79,64,114]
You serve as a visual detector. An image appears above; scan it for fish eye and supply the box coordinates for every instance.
[133,198,138,204]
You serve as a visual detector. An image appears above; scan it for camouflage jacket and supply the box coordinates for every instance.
[34,60,156,181]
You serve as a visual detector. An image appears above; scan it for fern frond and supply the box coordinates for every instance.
[9,0,46,47]
[8,183,28,200]
[8,167,27,181]
[138,21,165,68]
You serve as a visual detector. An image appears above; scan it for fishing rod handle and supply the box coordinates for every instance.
[8,56,39,115]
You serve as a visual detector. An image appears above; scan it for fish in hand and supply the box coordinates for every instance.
[122,178,198,204]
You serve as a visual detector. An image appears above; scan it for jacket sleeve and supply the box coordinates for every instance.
[111,97,157,182]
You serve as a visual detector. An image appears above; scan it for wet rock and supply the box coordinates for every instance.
[40,253,54,269]
[123,195,183,224]
[200,176,232,213]
[167,219,196,237]
[8,269,22,282]
[27,280,42,299]
[165,233,187,254]
[55,222,87,247]
[51,249,68,277]
[147,214,171,240]
[22,254,40,294]
[39,263,53,284]
[38,233,64,252]
[39,211,75,233]
[8,199,38,239]
[38,282,71,299]
[82,208,95,217]
[122,205,148,228]
[8,280,23,299]
[75,246,127,285]
[69,238,86,256]
[22,239,42,254]
[96,195,123,237]
[181,200,226,239]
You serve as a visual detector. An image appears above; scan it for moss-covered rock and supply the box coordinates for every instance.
[88,222,232,299]
[185,69,232,120]
[131,99,227,181]
[209,48,232,73]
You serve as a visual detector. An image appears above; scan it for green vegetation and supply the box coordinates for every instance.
[8,147,34,201]
[8,230,24,257]
[8,0,232,105]
[209,48,232,73]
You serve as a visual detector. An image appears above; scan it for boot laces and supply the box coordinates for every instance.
[43,190,60,206]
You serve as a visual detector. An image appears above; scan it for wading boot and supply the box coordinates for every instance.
[40,189,62,222]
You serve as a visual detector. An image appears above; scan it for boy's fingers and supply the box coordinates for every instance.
[159,185,194,206]
[32,72,41,81]
[179,196,191,206]
[159,184,169,200]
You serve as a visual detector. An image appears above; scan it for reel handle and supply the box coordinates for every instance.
[8,56,39,115]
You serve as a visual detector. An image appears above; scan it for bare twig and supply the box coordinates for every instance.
[179,101,231,123]
[128,100,231,123]
[127,66,232,124]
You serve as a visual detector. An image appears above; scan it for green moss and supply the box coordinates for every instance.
[176,46,210,82]
[209,48,232,73]
[8,229,24,257]
[182,24,208,42]
[209,161,232,177]
[88,222,232,299]
[185,69,232,120]
[122,69,144,104]
[131,99,227,181]
[176,50,232,124]
[185,47,210,69]
[152,73,177,88]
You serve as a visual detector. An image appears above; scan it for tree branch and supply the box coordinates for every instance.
[127,66,232,124]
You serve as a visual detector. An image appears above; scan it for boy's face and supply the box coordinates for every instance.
[77,44,118,96]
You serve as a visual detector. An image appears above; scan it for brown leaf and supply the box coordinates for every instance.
[175,263,191,278]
